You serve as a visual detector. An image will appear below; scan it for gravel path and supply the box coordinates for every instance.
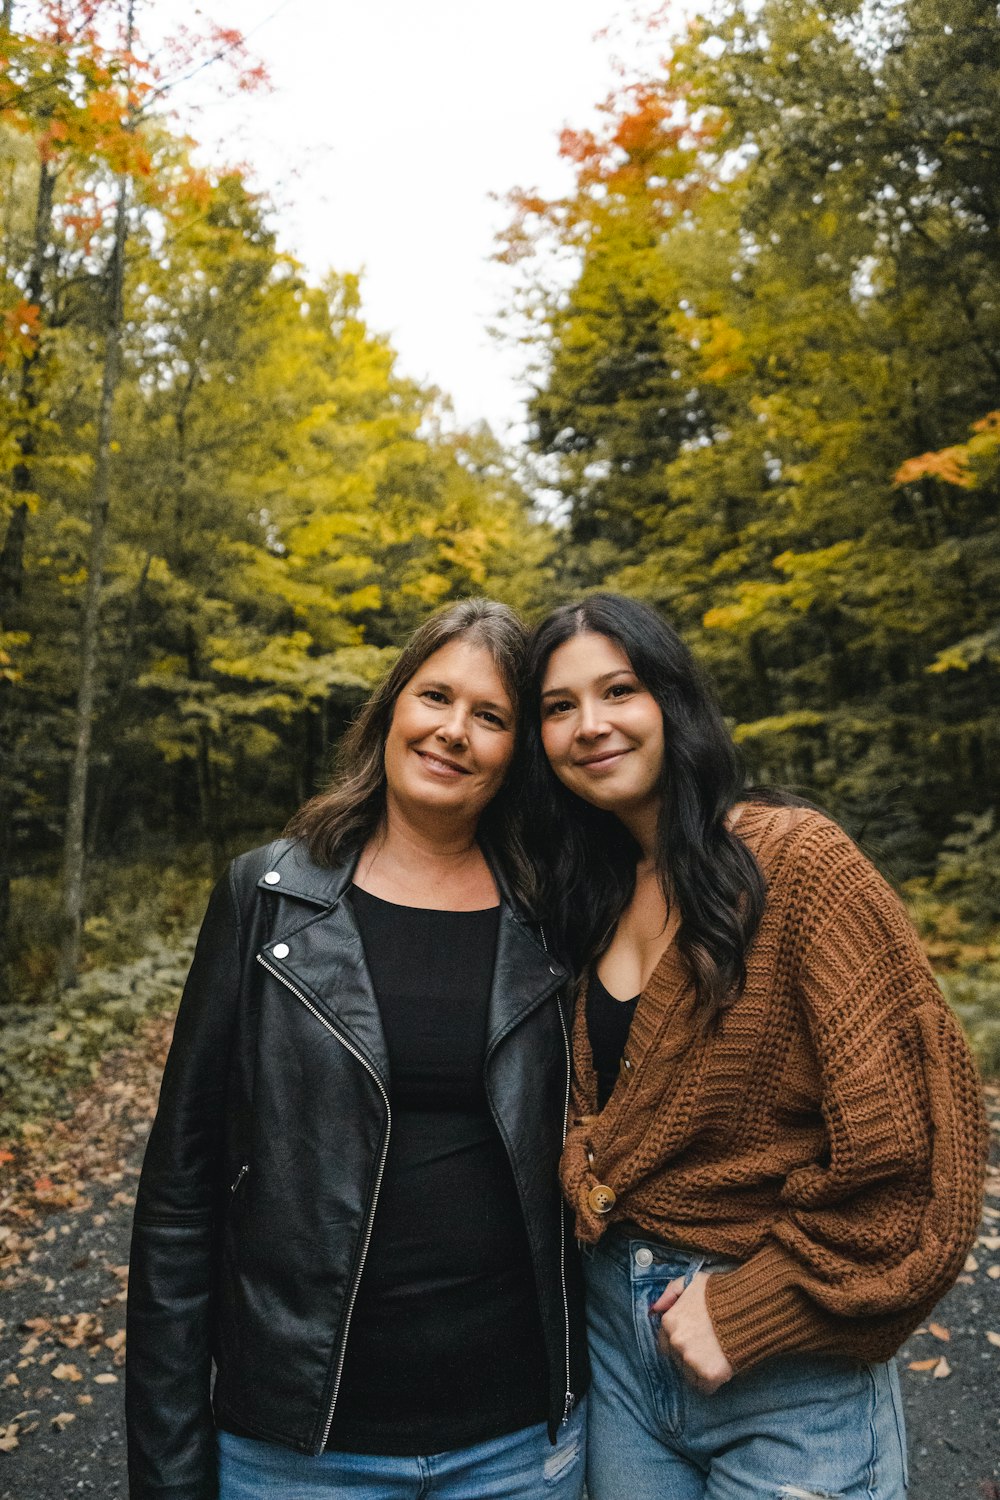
[0,1026,997,1499]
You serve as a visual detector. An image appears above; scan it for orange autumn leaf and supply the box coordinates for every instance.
[907,1358,938,1371]
[894,448,974,489]
[928,1322,951,1341]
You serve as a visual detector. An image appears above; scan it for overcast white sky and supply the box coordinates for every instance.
[149,0,674,437]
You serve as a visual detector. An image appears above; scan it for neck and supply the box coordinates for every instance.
[366,795,481,875]
[618,798,660,865]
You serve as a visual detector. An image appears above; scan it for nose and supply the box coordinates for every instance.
[576,697,610,740]
[436,704,469,746]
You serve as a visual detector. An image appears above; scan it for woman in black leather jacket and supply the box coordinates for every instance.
[126,598,588,1500]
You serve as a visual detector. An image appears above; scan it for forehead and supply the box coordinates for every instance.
[541,631,634,686]
[413,637,513,705]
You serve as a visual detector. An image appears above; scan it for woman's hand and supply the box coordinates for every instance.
[650,1272,734,1395]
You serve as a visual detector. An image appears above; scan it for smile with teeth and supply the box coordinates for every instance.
[415,749,470,776]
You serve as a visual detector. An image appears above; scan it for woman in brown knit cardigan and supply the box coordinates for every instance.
[524,593,986,1500]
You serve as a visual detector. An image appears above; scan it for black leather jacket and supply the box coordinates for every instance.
[126,837,589,1499]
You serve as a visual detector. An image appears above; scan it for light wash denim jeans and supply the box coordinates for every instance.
[584,1233,908,1500]
[216,1401,587,1500]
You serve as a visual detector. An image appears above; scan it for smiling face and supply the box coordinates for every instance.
[539,630,665,825]
[383,636,516,828]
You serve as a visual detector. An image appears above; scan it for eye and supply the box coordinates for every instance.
[607,682,636,699]
[478,709,508,729]
[542,698,574,717]
[421,689,448,704]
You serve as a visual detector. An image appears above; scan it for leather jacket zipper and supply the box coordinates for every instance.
[256,954,391,1453]
[230,1163,249,1196]
[556,994,574,1423]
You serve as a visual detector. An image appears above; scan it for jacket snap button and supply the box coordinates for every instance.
[272,942,290,959]
[264,871,281,885]
[635,1247,654,1268]
[588,1183,616,1215]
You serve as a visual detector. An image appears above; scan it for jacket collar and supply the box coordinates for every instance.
[256,837,358,908]
[256,836,568,1076]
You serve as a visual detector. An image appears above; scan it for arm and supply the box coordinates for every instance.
[126,865,244,1500]
[705,824,988,1374]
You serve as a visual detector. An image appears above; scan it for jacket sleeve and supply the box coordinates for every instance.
[706,823,988,1372]
[126,864,244,1500]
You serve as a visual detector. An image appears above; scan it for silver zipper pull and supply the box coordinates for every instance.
[230,1163,249,1195]
[561,1391,576,1424]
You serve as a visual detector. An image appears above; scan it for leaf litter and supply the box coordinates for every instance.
[0,1009,174,1455]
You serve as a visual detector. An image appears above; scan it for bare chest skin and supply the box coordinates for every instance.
[594,806,745,1000]
[595,865,681,1001]
[354,833,499,911]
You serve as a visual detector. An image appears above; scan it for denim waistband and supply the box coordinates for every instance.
[589,1225,743,1283]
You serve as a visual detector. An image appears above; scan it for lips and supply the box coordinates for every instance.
[415,749,471,776]
[575,748,632,768]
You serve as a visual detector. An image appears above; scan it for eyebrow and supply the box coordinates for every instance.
[540,669,635,699]
[420,680,512,716]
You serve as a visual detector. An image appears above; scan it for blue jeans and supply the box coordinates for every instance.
[584,1234,908,1499]
[216,1402,586,1500]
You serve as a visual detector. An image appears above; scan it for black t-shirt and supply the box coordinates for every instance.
[325,887,549,1455]
[586,968,640,1110]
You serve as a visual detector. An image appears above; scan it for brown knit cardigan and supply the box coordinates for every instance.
[561,802,988,1374]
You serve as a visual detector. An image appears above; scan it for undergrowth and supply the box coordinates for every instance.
[0,858,213,1134]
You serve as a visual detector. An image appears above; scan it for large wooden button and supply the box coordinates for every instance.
[588,1183,616,1215]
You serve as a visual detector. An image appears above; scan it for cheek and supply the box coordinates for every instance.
[539,720,566,763]
[482,738,515,784]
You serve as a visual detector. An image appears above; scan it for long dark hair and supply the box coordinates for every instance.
[287,598,531,898]
[525,594,769,1020]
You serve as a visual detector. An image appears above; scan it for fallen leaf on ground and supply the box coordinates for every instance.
[93,1372,117,1384]
[932,1356,951,1378]
[986,1331,1000,1348]
[907,1358,938,1371]
[988,1265,1000,1280]
[51,1412,76,1430]
[0,1423,19,1452]
[928,1321,950,1341]
[51,1363,82,1382]
[964,1253,979,1272]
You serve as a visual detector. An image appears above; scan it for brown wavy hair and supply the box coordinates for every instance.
[285,598,532,899]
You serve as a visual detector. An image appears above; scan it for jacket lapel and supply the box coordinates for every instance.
[254,836,569,1083]
[255,840,390,1088]
[485,907,568,1059]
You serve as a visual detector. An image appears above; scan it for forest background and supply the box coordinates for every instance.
[1,0,998,1129]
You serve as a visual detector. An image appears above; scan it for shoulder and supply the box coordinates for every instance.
[737,802,896,904]
[738,803,926,972]
[229,837,295,885]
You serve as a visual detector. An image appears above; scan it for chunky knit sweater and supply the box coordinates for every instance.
[561,803,988,1374]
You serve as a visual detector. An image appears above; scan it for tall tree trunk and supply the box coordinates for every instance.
[58,171,129,988]
[0,155,57,983]
[85,551,152,855]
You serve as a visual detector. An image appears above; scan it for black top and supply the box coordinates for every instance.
[586,968,640,1110]
[325,887,549,1456]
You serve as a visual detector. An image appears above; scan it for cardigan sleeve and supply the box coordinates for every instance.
[706,823,988,1372]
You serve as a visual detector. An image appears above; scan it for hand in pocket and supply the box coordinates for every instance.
[650,1272,734,1395]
